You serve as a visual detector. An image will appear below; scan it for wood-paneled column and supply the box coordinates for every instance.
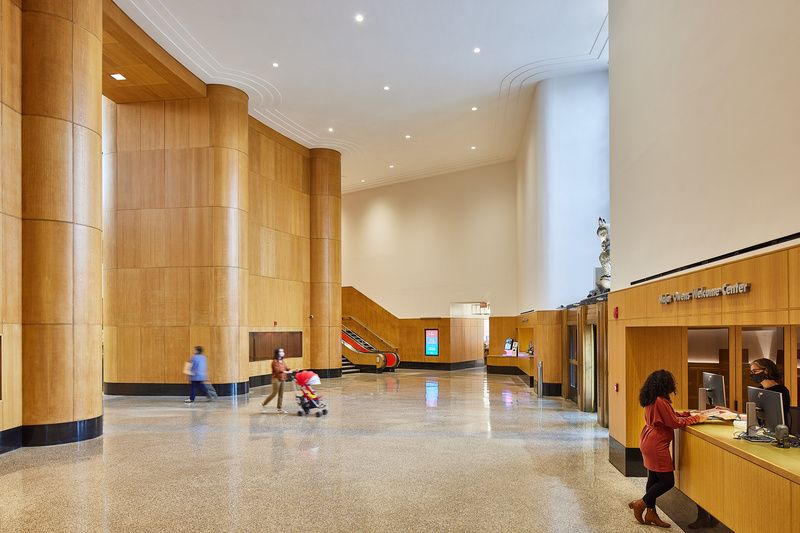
[20,0,103,444]
[206,84,249,389]
[309,149,341,377]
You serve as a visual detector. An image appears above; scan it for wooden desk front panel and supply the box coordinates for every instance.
[677,430,798,533]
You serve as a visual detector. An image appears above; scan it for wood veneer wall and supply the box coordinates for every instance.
[247,117,311,373]
[608,244,800,448]
[0,0,22,433]
[20,0,103,426]
[103,85,250,386]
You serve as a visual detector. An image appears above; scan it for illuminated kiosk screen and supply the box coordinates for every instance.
[425,329,439,356]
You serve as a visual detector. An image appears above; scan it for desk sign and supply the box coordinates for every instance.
[425,329,439,356]
[659,283,750,305]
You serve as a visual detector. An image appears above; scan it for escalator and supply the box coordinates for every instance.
[341,326,400,373]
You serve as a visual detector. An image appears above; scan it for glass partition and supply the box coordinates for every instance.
[741,327,785,409]
[687,328,729,409]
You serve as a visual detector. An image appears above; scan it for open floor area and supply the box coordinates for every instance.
[0,369,674,532]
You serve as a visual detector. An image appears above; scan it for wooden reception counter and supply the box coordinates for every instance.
[676,422,800,532]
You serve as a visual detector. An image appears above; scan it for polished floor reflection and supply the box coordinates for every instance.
[0,369,669,532]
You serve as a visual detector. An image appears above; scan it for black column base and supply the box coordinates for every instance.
[104,382,248,396]
[21,415,103,447]
[248,374,271,388]
[486,365,526,376]
[0,426,22,455]
[608,435,646,477]
[312,368,343,378]
[398,360,479,371]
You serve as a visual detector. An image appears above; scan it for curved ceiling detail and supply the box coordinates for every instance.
[113,1,607,193]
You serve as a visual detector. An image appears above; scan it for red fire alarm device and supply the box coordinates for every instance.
[614,383,619,392]
[613,306,619,319]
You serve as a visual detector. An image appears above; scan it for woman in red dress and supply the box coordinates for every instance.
[628,370,707,527]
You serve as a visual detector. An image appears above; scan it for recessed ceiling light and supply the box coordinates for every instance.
[272,62,279,68]
[404,134,411,139]
[383,85,390,91]
[389,164,395,169]
[473,47,481,54]
[328,127,334,132]
[471,106,478,111]
[355,13,365,23]
[470,146,477,150]
[360,179,366,183]
[110,73,126,81]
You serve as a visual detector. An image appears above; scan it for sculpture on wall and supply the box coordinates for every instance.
[586,217,611,299]
[597,217,611,291]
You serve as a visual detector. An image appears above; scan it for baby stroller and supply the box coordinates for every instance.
[293,370,328,417]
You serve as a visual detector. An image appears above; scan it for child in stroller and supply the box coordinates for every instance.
[293,370,328,417]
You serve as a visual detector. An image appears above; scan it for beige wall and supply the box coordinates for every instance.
[342,161,517,318]
[610,0,800,289]
[517,70,609,311]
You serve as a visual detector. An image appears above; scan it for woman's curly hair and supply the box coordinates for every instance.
[639,369,677,407]
[751,357,782,381]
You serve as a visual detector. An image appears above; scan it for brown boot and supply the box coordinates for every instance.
[628,499,646,524]
[644,507,671,528]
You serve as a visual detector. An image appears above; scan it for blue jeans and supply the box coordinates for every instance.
[190,381,209,401]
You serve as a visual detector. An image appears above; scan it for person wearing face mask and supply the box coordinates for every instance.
[262,348,291,413]
[628,369,707,528]
[749,358,791,433]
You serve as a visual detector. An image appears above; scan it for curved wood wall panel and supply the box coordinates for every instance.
[247,117,312,371]
[0,0,22,434]
[103,85,251,388]
[309,149,342,373]
[20,0,103,429]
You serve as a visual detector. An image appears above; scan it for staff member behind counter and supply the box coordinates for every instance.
[750,358,791,432]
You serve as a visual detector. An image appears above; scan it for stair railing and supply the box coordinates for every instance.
[342,315,398,351]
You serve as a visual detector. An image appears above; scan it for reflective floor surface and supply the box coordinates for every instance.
[0,369,675,532]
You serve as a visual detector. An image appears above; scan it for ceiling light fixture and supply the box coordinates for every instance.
[355,13,365,23]
[110,73,126,81]
[361,179,366,183]
[473,47,481,54]
[404,134,411,139]
[470,146,477,150]
[272,62,279,68]
[328,127,334,132]
[471,106,478,111]
[389,164,395,169]
[383,85,390,91]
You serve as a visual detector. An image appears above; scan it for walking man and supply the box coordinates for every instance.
[185,346,213,403]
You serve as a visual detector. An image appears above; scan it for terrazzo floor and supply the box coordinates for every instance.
[0,369,680,532]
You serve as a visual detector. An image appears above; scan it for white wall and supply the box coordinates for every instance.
[342,162,517,318]
[610,0,800,288]
[517,70,610,311]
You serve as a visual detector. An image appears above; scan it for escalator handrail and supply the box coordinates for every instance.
[341,316,399,351]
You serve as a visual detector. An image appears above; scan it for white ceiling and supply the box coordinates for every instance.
[115,0,608,193]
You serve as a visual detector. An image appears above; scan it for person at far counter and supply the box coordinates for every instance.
[628,370,707,528]
[750,358,791,433]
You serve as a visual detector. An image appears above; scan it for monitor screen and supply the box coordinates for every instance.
[425,329,439,356]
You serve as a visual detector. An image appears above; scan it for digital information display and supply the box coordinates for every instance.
[425,329,439,356]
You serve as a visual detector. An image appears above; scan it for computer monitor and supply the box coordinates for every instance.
[747,386,785,433]
[701,372,726,408]
[503,338,513,351]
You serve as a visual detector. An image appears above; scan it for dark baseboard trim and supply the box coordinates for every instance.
[608,435,646,477]
[399,360,480,371]
[312,368,343,378]
[354,364,380,373]
[248,374,271,388]
[486,365,526,376]
[104,382,248,397]
[0,426,22,455]
[21,416,103,447]
[530,380,562,396]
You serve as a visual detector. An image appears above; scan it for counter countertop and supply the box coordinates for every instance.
[682,422,800,484]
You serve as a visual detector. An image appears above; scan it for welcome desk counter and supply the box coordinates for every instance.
[676,423,800,532]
